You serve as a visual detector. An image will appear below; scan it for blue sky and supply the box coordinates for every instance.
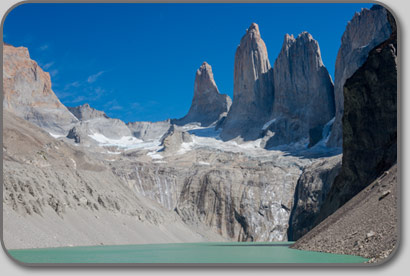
[3,3,372,123]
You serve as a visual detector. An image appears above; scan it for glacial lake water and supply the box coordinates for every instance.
[7,242,368,264]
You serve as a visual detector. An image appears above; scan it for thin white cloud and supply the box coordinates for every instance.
[104,99,123,111]
[64,81,81,90]
[39,44,49,51]
[70,95,86,103]
[42,62,54,70]
[50,69,58,77]
[87,71,104,83]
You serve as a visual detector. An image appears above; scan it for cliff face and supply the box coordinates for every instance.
[317,10,397,223]
[220,23,274,141]
[3,44,78,134]
[264,32,334,147]
[327,5,392,147]
[174,62,231,127]
[288,155,342,241]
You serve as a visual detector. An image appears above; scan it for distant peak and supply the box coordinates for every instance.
[198,62,213,76]
[284,33,295,42]
[246,23,260,36]
[200,61,211,70]
[297,31,314,42]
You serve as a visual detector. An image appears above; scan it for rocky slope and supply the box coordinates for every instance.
[292,164,398,262]
[3,110,226,249]
[317,11,397,223]
[3,44,78,135]
[327,5,392,147]
[264,32,335,147]
[220,23,274,141]
[173,62,231,127]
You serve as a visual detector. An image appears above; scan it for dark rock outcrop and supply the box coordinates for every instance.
[173,62,231,127]
[288,155,342,241]
[264,32,335,147]
[220,23,274,141]
[327,5,392,147]
[159,125,192,153]
[316,10,397,223]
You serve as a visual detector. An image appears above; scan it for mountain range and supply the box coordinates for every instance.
[2,5,397,263]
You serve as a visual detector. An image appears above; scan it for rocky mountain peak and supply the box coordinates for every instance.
[246,22,260,36]
[220,23,274,141]
[264,31,334,147]
[173,62,231,127]
[3,44,78,135]
[67,103,108,121]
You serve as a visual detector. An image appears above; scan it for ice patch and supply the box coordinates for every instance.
[88,132,162,151]
[262,119,277,130]
[147,151,163,159]
[198,161,210,165]
[88,132,143,146]
[106,151,122,155]
[49,133,64,139]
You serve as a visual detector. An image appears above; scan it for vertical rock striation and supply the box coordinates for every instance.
[327,5,392,147]
[173,62,231,127]
[264,32,335,147]
[3,44,78,134]
[220,23,274,141]
[317,9,397,223]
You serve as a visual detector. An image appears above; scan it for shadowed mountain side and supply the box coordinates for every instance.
[292,164,398,263]
[327,5,392,147]
[316,11,397,224]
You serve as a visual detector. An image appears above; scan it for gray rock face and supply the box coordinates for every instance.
[67,117,134,145]
[65,104,134,145]
[264,32,334,147]
[111,149,308,242]
[317,12,397,223]
[220,23,274,141]
[67,103,108,121]
[3,44,78,134]
[159,125,193,154]
[174,62,232,127]
[288,155,342,241]
[327,5,392,147]
[127,120,171,141]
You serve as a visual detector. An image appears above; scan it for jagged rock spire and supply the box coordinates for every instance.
[220,23,274,141]
[264,31,334,147]
[174,62,231,127]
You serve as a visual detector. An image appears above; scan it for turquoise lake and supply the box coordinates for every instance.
[7,242,368,264]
